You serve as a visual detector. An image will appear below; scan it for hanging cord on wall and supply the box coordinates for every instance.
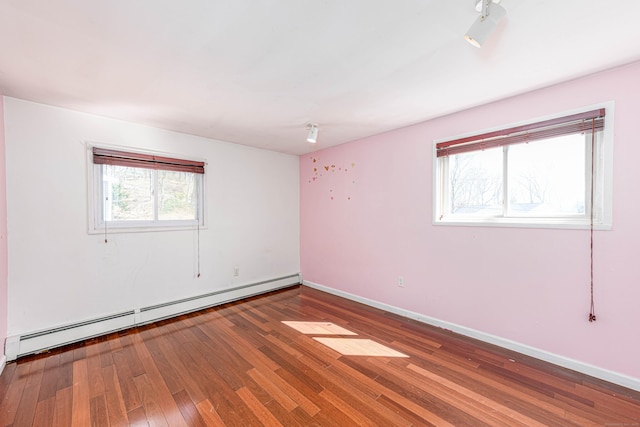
[196,220,201,278]
[589,118,597,322]
[104,196,109,243]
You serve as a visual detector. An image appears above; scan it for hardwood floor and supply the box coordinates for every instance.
[1,285,639,426]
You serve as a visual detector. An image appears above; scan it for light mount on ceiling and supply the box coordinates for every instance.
[306,123,319,143]
[465,0,506,48]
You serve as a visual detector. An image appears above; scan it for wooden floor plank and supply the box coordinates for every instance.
[36,354,61,404]
[245,368,299,412]
[214,321,282,372]
[172,389,208,427]
[131,333,189,427]
[125,406,149,427]
[235,386,283,426]
[12,359,45,427]
[56,351,74,392]
[86,342,106,400]
[100,364,128,427]
[89,395,109,427]
[195,399,226,426]
[0,361,30,426]
[52,386,72,427]
[111,348,142,413]
[150,322,208,405]
[298,353,415,426]
[412,350,606,426]
[318,388,378,426]
[70,359,91,427]
[389,359,548,427]
[32,396,55,427]
[2,285,639,426]
[339,356,476,426]
[132,374,169,427]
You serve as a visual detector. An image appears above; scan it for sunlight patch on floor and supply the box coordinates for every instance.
[282,321,357,335]
[313,338,409,357]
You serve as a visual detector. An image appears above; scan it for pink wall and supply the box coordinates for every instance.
[301,61,640,381]
[0,95,7,360]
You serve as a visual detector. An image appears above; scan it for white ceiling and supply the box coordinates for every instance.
[1,1,639,156]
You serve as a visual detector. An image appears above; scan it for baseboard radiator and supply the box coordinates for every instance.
[5,274,300,361]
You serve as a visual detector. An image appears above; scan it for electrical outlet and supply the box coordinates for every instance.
[233,266,240,277]
[397,276,405,287]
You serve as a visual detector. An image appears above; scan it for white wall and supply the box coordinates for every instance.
[0,95,8,372]
[4,97,300,336]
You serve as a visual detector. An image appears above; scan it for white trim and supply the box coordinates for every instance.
[432,101,615,230]
[6,274,300,360]
[431,217,612,230]
[302,279,640,392]
[5,335,19,362]
[85,141,207,234]
[0,355,5,377]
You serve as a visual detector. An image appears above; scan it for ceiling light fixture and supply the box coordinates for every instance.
[465,0,506,48]
[474,0,500,12]
[306,123,319,143]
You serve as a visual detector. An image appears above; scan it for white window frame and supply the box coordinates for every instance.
[433,103,614,230]
[87,143,206,234]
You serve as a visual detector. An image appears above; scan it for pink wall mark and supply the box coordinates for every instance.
[305,155,357,202]
[301,61,640,381]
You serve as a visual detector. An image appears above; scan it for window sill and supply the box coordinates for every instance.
[88,224,207,235]
[433,217,612,230]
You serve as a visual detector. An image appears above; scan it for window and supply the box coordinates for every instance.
[89,146,205,232]
[433,106,613,229]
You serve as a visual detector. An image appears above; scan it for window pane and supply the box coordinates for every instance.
[508,135,585,216]
[448,147,503,216]
[103,165,153,221]
[158,170,198,221]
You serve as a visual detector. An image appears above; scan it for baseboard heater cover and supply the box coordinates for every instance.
[6,274,300,361]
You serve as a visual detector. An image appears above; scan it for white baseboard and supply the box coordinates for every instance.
[303,280,640,393]
[0,355,5,377]
[5,274,300,361]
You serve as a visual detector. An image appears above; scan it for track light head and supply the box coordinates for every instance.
[475,0,500,12]
[465,1,506,48]
[306,123,319,143]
